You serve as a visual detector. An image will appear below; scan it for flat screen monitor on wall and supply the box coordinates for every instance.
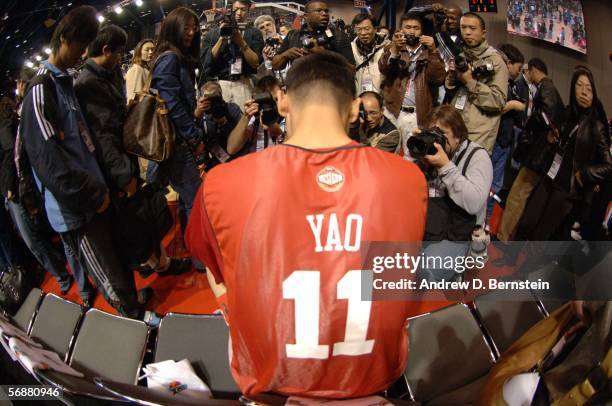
[507,0,587,54]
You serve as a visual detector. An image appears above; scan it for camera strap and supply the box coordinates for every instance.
[355,43,387,72]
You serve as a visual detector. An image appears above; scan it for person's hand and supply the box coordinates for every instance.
[457,67,473,85]
[565,301,593,338]
[575,170,584,187]
[262,45,276,60]
[391,32,407,55]
[124,177,138,197]
[96,193,110,213]
[194,96,211,120]
[504,100,526,113]
[546,128,560,144]
[432,3,446,13]
[422,143,450,168]
[231,28,246,47]
[420,35,436,50]
[244,99,259,118]
[283,47,304,61]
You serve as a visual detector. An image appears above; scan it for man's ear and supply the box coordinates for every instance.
[348,97,361,124]
[277,89,289,118]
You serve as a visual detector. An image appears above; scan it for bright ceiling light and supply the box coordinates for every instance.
[25,61,34,68]
[135,0,144,6]
[114,5,123,14]
[97,14,105,23]
[35,55,42,61]
[44,47,52,55]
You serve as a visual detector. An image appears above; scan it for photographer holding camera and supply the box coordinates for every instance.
[411,105,492,282]
[350,91,400,153]
[195,81,244,170]
[201,0,263,111]
[378,13,446,129]
[445,12,508,154]
[227,76,284,155]
[254,14,288,82]
[272,1,355,71]
[351,13,389,94]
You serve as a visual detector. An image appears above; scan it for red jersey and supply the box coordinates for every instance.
[186,142,428,398]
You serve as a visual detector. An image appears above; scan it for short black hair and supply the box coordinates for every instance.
[88,24,127,58]
[233,0,251,6]
[19,66,37,83]
[498,44,524,65]
[461,12,486,30]
[285,51,355,108]
[360,91,384,109]
[256,75,281,93]
[352,13,375,27]
[305,1,327,13]
[50,6,99,52]
[528,57,548,75]
[399,12,423,29]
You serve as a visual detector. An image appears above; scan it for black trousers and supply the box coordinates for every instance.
[60,211,142,319]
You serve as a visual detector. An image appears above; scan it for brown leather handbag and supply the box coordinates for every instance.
[123,55,175,162]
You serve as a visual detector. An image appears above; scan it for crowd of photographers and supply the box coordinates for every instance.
[0,0,610,318]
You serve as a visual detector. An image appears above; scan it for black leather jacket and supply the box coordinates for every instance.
[521,77,565,174]
[563,110,612,195]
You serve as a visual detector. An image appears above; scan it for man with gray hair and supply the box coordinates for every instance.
[254,14,287,81]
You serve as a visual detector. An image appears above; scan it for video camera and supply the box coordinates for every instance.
[252,92,279,126]
[300,28,335,50]
[220,6,247,37]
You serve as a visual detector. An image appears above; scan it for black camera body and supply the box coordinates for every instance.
[264,36,282,49]
[403,33,420,47]
[219,9,247,37]
[455,53,495,79]
[407,127,447,158]
[301,28,335,50]
[253,92,279,126]
[204,95,228,119]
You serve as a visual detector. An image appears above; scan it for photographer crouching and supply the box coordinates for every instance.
[350,91,400,153]
[195,81,244,170]
[410,105,492,283]
[227,76,284,154]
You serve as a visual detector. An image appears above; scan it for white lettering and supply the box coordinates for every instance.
[306,214,325,253]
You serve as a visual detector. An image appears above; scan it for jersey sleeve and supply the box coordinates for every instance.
[185,183,225,284]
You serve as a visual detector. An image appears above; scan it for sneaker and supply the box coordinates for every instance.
[137,287,154,305]
[59,276,74,295]
[142,310,162,327]
[155,258,192,277]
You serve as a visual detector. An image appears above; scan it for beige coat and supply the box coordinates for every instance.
[125,64,149,103]
[351,38,390,95]
[446,40,509,153]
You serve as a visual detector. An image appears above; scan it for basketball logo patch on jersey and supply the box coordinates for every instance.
[316,166,345,192]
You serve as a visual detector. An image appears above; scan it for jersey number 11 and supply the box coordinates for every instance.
[282,270,374,359]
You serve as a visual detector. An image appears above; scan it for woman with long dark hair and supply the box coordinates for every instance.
[147,7,204,220]
[518,66,611,240]
[126,38,155,102]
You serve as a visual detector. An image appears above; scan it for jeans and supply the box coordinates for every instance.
[417,240,471,283]
[487,142,511,220]
[147,142,201,219]
[6,200,72,291]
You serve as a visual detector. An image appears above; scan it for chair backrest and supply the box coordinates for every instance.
[404,303,495,402]
[154,314,239,395]
[29,294,83,361]
[474,290,545,356]
[12,288,44,334]
[69,309,149,384]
